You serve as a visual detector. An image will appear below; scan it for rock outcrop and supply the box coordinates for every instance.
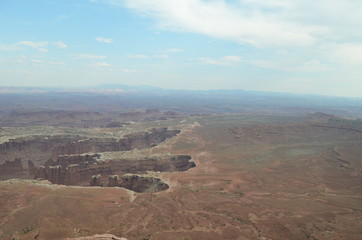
[107,175,119,187]
[0,109,182,128]
[31,154,194,188]
[0,128,180,166]
[0,158,23,180]
[89,174,170,192]
[0,128,180,175]
[66,234,127,240]
[0,127,195,192]
[90,175,103,187]
[119,175,169,193]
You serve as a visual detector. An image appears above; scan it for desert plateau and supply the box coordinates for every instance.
[0,90,361,240]
[1,0,362,239]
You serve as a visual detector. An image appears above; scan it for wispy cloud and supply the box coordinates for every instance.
[93,62,110,66]
[18,41,48,48]
[0,41,68,52]
[199,58,230,66]
[129,54,149,59]
[96,37,113,43]
[330,43,362,65]
[76,54,107,59]
[120,0,362,50]
[38,48,48,53]
[221,56,241,62]
[198,55,241,66]
[48,61,64,65]
[251,59,331,72]
[167,48,183,53]
[197,55,328,72]
[0,43,21,51]
[154,54,169,59]
[31,59,43,63]
[53,41,68,49]
[122,69,137,73]
[17,55,27,63]
[89,0,362,75]
[129,54,169,59]
[121,0,321,47]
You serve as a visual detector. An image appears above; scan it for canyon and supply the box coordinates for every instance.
[0,99,361,240]
[0,127,195,192]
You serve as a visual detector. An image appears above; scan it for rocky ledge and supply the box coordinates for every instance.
[0,127,196,192]
[66,234,127,240]
[91,174,169,193]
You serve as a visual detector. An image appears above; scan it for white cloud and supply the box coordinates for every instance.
[198,55,242,66]
[31,59,43,63]
[94,62,110,66]
[167,48,183,53]
[87,0,362,78]
[296,60,331,72]
[38,48,48,53]
[251,59,331,72]
[122,69,136,73]
[96,37,113,43]
[1,41,68,52]
[18,41,48,48]
[129,54,170,59]
[222,56,241,61]
[17,55,27,63]
[154,54,169,59]
[199,58,230,66]
[76,54,107,59]
[48,61,65,65]
[119,0,362,49]
[0,43,21,51]
[53,41,68,49]
[330,43,362,65]
[121,0,321,47]
[129,54,149,59]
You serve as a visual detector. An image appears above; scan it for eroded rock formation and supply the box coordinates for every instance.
[66,234,127,240]
[0,109,183,128]
[31,154,194,189]
[107,175,119,187]
[119,175,169,193]
[90,174,102,187]
[0,128,180,164]
[230,122,362,143]
[0,127,180,172]
[0,127,195,192]
[89,174,169,192]
[0,158,23,179]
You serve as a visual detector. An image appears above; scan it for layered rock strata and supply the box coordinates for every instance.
[31,154,194,187]
[0,128,180,176]
[0,128,195,192]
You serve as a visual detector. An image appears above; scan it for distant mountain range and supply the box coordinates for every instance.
[0,84,161,93]
[0,84,360,99]
[0,84,361,117]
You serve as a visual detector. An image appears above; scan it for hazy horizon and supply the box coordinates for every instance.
[1,0,362,98]
[1,83,362,102]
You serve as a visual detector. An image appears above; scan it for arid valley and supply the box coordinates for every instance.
[2,0,362,239]
[0,90,361,240]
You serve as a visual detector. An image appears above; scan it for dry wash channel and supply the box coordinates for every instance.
[0,127,195,193]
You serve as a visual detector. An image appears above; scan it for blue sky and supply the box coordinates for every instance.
[0,0,361,97]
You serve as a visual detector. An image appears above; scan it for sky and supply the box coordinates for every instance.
[0,0,361,97]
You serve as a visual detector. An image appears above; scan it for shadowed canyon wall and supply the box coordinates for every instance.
[0,128,195,192]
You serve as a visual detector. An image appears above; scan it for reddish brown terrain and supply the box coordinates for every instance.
[0,109,361,240]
